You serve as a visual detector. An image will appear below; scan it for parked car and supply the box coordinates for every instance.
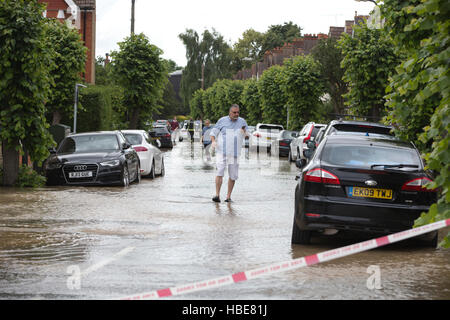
[291,134,438,246]
[244,125,255,148]
[121,130,165,178]
[44,131,140,187]
[289,122,326,162]
[149,126,173,148]
[315,120,395,146]
[249,123,284,152]
[270,130,299,157]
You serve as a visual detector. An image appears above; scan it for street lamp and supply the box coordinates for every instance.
[73,83,87,133]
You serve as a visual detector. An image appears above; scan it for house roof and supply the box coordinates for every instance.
[73,0,95,9]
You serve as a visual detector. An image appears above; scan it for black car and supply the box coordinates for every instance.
[270,130,299,157]
[45,131,141,187]
[315,120,395,146]
[292,135,438,246]
[149,126,173,148]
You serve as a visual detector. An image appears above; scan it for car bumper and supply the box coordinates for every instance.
[46,166,123,186]
[297,195,430,234]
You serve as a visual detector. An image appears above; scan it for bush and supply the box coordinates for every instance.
[15,165,46,188]
[77,85,124,132]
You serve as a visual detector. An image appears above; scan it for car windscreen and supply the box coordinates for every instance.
[151,127,169,134]
[331,123,393,135]
[311,127,323,138]
[58,135,119,154]
[320,144,420,169]
[123,133,143,145]
[259,125,283,131]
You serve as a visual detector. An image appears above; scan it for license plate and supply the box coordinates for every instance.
[266,137,271,140]
[348,187,392,199]
[69,171,93,178]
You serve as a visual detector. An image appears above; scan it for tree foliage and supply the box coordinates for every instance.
[258,65,288,126]
[241,79,262,126]
[111,33,167,129]
[311,37,347,116]
[283,55,324,130]
[380,0,450,246]
[44,19,87,125]
[179,29,233,109]
[338,23,400,121]
[0,0,54,185]
[260,22,302,59]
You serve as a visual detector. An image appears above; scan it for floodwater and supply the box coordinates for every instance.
[0,135,449,300]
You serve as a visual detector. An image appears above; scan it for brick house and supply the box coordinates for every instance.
[39,0,96,84]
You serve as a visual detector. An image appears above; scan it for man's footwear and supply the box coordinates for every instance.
[212,196,220,203]
[224,198,232,203]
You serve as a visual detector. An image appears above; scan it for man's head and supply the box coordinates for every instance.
[205,119,211,126]
[229,104,240,121]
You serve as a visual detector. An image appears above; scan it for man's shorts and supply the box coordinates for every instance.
[216,156,239,180]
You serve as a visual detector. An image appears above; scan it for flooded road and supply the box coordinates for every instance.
[0,139,449,300]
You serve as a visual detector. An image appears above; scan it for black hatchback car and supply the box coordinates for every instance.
[44,131,141,187]
[292,135,438,246]
[149,126,173,148]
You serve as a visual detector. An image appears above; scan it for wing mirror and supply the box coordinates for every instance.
[295,158,307,169]
[303,149,314,159]
[122,142,131,150]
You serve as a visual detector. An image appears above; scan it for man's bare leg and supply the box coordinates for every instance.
[215,176,223,198]
[227,178,235,200]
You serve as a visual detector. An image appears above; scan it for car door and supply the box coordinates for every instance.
[119,133,137,178]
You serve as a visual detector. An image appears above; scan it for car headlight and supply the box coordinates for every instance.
[100,160,120,167]
[45,160,62,170]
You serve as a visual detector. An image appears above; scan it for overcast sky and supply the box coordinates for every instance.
[96,0,376,67]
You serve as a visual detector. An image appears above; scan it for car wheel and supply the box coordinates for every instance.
[159,158,165,177]
[149,161,155,179]
[134,162,141,183]
[291,190,311,244]
[121,165,130,187]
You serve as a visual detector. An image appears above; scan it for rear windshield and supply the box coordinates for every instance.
[259,125,283,131]
[123,133,142,145]
[282,131,297,138]
[321,145,420,169]
[152,127,169,133]
[331,124,393,135]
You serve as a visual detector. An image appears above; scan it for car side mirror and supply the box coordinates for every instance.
[303,149,314,159]
[307,140,315,149]
[48,147,57,154]
[295,158,307,168]
[122,142,131,150]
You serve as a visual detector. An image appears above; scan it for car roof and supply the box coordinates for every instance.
[68,131,119,137]
[323,135,414,149]
[329,119,392,128]
[121,129,146,134]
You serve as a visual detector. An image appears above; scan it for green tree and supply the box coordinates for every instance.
[311,37,347,116]
[231,28,265,73]
[111,33,167,129]
[189,89,204,120]
[258,65,288,125]
[260,22,302,59]
[0,0,54,186]
[95,56,113,86]
[179,28,233,109]
[380,0,450,246]
[338,23,400,121]
[241,78,262,126]
[44,19,87,125]
[283,55,324,130]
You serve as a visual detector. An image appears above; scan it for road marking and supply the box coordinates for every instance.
[117,219,449,300]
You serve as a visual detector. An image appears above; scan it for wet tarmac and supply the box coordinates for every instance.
[0,137,449,300]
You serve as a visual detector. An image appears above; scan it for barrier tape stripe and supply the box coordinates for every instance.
[119,219,450,300]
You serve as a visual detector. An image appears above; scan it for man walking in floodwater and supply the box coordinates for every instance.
[210,104,248,203]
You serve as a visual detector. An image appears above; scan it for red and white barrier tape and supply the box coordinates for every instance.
[118,219,450,300]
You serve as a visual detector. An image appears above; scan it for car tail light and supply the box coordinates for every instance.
[305,213,321,217]
[164,133,171,138]
[253,132,261,138]
[303,126,314,142]
[401,177,435,192]
[133,146,148,152]
[280,141,288,146]
[304,168,340,185]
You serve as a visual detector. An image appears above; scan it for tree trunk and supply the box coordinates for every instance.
[1,140,20,187]
[52,110,62,125]
[129,108,140,129]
